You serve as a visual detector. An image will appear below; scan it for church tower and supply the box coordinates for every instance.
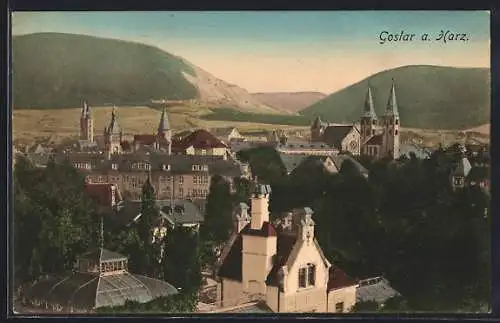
[360,85,378,147]
[382,79,401,159]
[311,116,326,142]
[157,104,172,154]
[104,106,123,158]
[79,100,94,142]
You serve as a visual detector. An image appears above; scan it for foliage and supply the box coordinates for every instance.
[301,65,490,130]
[95,292,198,313]
[162,226,203,295]
[13,155,98,283]
[269,145,490,311]
[201,107,311,126]
[13,33,198,108]
[201,175,234,244]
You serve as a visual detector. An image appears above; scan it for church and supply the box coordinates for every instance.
[311,79,401,160]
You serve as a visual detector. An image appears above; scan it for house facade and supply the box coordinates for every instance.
[215,184,359,313]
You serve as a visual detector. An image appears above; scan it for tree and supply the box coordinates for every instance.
[13,155,97,283]
[136,175,161,276]
[162,226,202,296]
[201,175,233,244]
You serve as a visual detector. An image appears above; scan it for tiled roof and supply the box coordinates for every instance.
[113,199,204,228]
[241,222,277,237]
[176,129,228,150]
[365,134,383,146]
[84,183,116,207]
[79,248,128,264]
[454,157,472,177]
[134,135,157,145]
[265,233,297,287]
[279,154,309,173]
[356,276,399,303]
[323,125,357,149]
[327,266,358,291]
[217,235,243,281]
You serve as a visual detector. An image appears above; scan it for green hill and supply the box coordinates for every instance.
[300,65,490,130]
[12,33,199,108]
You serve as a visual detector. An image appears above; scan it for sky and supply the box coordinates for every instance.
[12,11,490,93]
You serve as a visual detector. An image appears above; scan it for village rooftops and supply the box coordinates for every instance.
[113,199,204,228]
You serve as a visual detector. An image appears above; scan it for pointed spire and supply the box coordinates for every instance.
[363,84,377,119]
[86,101,92,118]
[81,100,87,118]
[386,78,399,117]
[108,105,121,135]
[158,104,170,134]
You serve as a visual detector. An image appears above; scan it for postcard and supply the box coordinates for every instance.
[11,11,491,314]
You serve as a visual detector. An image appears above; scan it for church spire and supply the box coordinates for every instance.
[81,100,87,118]
[85,101,92,118]
[108,105,121,135]
[363,85,377,119]
[386,78,399,117]
[158,104,170,134]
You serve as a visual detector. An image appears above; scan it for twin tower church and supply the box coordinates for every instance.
[311,79,401,160]
[78,101,173,156]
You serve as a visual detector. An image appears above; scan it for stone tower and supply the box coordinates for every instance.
[311,116,326,142]
[360,85,378,145]
[104,106,122,158]
[241,184,277,295]
[157,104,172,154]
[80,100,94,142]
[382,79,400,159]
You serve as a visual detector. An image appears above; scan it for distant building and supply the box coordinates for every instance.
[212,127,245,144]
[20,248,178,313]
[83,182,123,215]
[312,79,401,160]
[112,199,204,236]
[215,184,359,313]
[281,154,369,179]
[356,276,400,304]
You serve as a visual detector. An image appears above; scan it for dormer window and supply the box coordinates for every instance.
[201,165,208,171]
[192,165,200,171]
[112,163,118,170]
[162,164,171,171]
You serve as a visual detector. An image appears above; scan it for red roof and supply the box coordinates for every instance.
[83,183,116,207]
[133,134,157,145]
[175,129,228,150]
[366,134,383,145]
[241,222,277,237]
[327,266,358,291]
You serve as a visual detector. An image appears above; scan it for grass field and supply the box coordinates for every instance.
[13,105,489,147]
[12,105,309,146]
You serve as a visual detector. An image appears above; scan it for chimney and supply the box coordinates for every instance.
[250,184,272,230]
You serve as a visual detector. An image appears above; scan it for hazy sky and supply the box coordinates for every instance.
[12,11,490,93]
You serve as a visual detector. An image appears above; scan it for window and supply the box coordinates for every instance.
[201,149,207,155]
[202,165,209,171]
[178,176,184,184]
[298,268,307,288]
[162,164,170,171]
[307,264,316,286]
[192,165,200,171]
[372,119,376,125]
[178,187,184,197]
[395,130,398,135]
[372,129,375,135]
[335,302,344,313]
[112,163,118,170]
[202,175,209,184]
[454,177,464,186]
[395,119,399,125]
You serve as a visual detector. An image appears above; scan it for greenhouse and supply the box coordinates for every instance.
[20,248,178,313]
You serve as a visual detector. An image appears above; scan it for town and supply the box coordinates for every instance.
[13,80,491,314]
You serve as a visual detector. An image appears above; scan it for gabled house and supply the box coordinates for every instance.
[215,184,359,313]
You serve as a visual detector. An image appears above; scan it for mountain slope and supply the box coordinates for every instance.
[301,65,490,130]
[251,91,327,113]
[12,33,279,113]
